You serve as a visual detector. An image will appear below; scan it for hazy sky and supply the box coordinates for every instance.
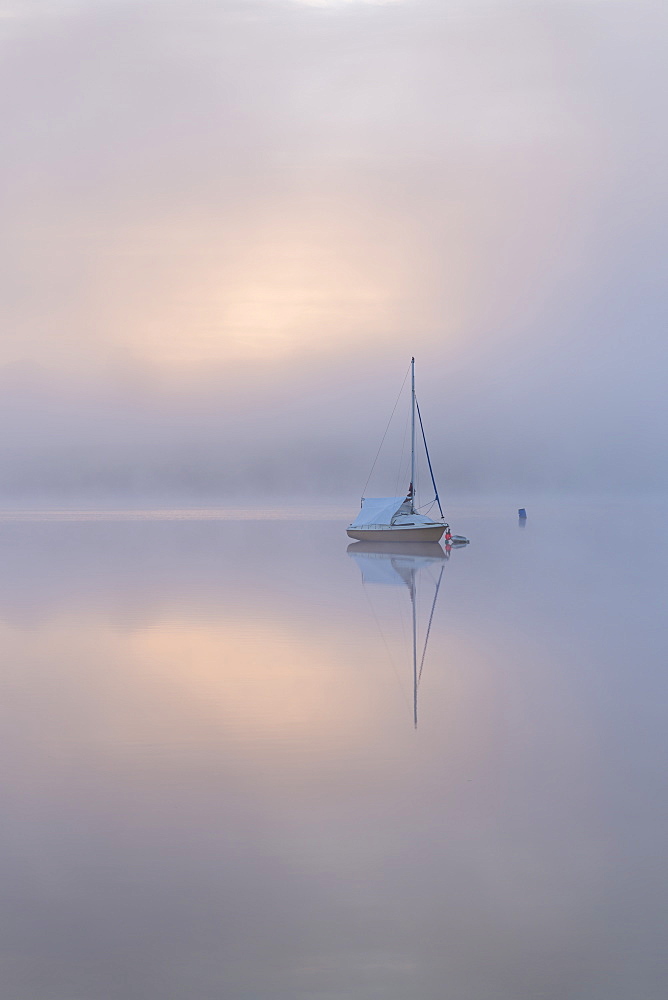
[1,0,666,501]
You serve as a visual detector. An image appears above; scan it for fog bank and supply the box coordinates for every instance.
[1,0,666,502]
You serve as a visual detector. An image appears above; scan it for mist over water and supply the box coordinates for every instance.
[1,341,667,504]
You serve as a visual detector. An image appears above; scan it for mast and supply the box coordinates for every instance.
[410,356,415,513]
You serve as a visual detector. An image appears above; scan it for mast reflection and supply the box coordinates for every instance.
[347,541,463,729]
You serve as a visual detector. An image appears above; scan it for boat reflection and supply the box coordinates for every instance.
[347,541,463,728]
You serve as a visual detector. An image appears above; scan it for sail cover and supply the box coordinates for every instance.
[349,496,407,528]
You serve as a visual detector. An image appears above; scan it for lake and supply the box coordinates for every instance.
[0,500,666,1000]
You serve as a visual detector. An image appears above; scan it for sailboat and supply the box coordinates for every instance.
[347,358,468,543]
[347,540,447,729]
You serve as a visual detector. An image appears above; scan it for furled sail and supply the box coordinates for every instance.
[348,496,408,529]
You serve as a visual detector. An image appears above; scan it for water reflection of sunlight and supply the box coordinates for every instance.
[0,618,396,763]
[132,623,379,745]
[0,521,493,773]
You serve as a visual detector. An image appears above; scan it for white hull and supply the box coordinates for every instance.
[347,524,445,542]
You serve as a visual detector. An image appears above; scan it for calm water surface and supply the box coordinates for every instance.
[0,501,667,1000]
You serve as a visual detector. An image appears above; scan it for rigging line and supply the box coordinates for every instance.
[395,410,410,495]
[415,395,444,519]
[362,362,411,498]
[361,580,412,714]
[418,563,445,685]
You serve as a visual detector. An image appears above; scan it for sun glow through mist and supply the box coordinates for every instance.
[132,203,470,366]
